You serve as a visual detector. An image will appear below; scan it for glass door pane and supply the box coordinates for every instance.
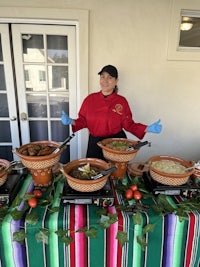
[47,35,68,63]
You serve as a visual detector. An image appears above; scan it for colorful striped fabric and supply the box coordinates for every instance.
[0,174,200,267]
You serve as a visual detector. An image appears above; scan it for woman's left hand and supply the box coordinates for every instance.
[61,110,73,125]
[147,119,162,134]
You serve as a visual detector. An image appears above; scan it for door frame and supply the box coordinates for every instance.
[0,24,20,158]
[0,7,89,159]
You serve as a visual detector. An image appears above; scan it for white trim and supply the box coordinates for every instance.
[0,18,77,25]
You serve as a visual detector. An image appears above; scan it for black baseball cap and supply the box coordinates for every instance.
[98,65,118,78]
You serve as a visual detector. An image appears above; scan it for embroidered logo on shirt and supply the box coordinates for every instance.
[112,104,123,115]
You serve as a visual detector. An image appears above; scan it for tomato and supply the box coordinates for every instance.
[133,190,142,201]
[28,197,38,208]
[125,189,134,200]
[129,184,138,192]
[33,189,42,199]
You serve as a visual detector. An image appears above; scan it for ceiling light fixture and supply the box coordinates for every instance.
[180,22,193,31]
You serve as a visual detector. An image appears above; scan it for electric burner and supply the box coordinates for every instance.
[61,178,115,207]
[143,172,200,198]
[0,172,25,205]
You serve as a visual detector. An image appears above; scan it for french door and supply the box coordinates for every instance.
[0,23,77,163]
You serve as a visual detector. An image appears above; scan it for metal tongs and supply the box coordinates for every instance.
[0,165,12,175]
[126,140,150,151]
[53,133,75,154]
[91,166,117,180]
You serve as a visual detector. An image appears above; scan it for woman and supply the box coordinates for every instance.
[61,65,162,159]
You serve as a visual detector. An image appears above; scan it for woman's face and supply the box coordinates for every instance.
[99,72,118,95]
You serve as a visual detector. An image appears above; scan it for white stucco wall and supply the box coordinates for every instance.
[1,0,200,162]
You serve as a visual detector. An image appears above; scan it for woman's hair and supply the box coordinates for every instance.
[113,85,118,92]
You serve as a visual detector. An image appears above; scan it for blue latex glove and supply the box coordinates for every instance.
[61,110,73,125]
[147,119,162,134]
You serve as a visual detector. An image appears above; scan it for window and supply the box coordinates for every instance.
[39,70,46,82]
[167,1,200,61]
[179,14,200,49]
[24,69,30,81]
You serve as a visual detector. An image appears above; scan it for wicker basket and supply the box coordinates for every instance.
[61,158,110,192]
[97,138,142,179]
[127,162,149,177]
[148,155,195,186]
[14,141,61,169]
[13,141,62,186]
[97,138,139,163]
[0,159,11,186]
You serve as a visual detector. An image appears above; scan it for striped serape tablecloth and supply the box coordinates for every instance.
[0,174,200,267]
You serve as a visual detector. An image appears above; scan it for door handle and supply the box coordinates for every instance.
[20,112,27,121]
[10,116,17,121]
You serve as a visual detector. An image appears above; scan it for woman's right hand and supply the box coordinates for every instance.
[61,110,73,125]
